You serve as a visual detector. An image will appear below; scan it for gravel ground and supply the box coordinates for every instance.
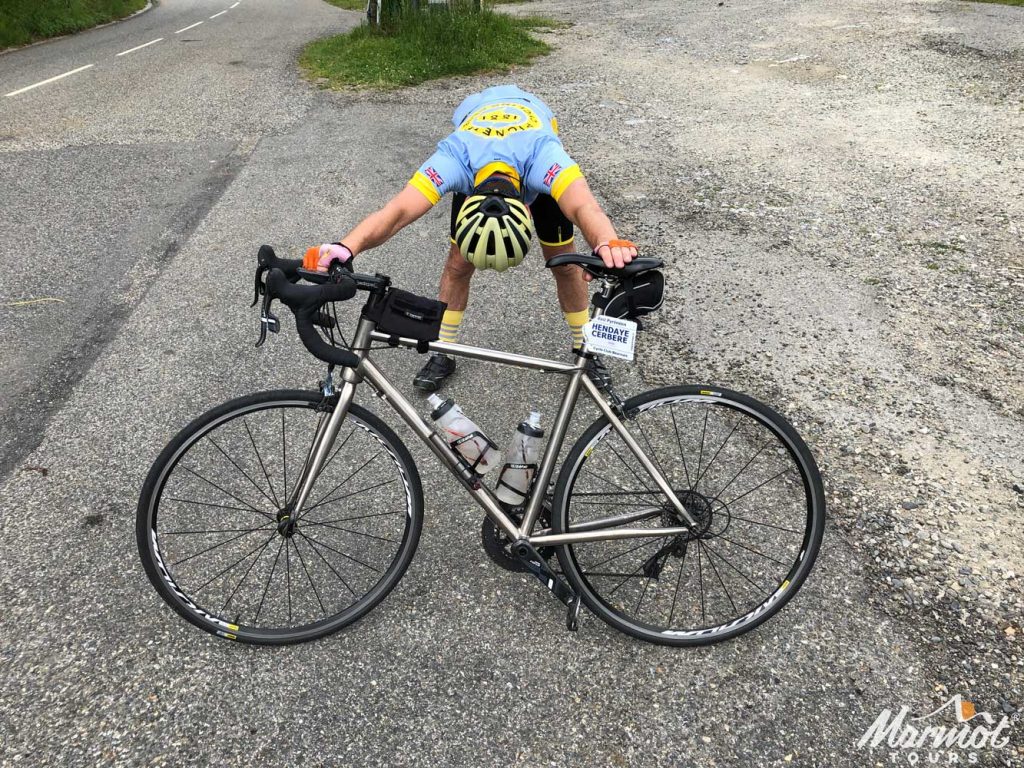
[497,0,1024,742]
[0,0,1021,766]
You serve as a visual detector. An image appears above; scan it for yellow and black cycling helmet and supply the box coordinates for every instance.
[454,175,533,272]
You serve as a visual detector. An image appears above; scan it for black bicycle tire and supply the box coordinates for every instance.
[552,385,825,646]
[136,389,423,645]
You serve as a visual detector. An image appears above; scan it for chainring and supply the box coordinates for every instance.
[481,500,554,572]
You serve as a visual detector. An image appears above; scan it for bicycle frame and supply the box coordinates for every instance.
[287,313,699,548]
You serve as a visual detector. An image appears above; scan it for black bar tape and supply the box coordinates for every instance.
[266,268,360,368]
[257,245,303,280]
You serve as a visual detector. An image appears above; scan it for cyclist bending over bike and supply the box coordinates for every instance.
[307,84,637,392]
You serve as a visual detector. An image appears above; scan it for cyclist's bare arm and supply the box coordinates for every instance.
[556,178,637,275]
[340,184,434,255]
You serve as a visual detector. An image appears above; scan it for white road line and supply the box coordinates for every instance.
[116,37,164,57]
[230,2,240,7]
[4,64,94,98]
[175,21,204,34]
[210,10,228,19]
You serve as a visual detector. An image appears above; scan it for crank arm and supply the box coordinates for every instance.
[513,540,577,607]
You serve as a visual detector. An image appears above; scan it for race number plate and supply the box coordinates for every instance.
[582,316,637,361]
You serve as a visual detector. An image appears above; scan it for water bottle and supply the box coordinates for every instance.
[428,394,502,475]
[494,409,544,506]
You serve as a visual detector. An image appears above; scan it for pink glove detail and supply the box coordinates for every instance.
[316,243,353,272]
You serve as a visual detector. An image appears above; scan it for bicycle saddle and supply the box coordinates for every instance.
[544,253,663,278]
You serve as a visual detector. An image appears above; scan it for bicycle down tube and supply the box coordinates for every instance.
[285,315,698,545]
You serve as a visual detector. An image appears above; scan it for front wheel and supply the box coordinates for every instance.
[137,390,423,645]
[553,385,825,646]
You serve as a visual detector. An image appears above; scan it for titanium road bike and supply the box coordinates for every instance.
[136,247,825,646]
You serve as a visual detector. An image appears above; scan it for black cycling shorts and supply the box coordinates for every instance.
[450,192,574,249]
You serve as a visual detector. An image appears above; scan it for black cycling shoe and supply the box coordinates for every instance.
[413,354,456,392]
[580,351,613,391]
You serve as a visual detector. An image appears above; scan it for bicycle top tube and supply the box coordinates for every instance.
[366,332,580,374]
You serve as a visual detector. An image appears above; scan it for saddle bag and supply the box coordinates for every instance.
[593,270,665,326]
[366,289,447,344]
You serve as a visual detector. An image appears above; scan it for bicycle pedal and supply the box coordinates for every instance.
[566,596,582,632]
[513,540,577,608]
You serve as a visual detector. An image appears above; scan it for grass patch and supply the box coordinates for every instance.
[321,0,366,10]
[300,8,554,89]
[0,0,147,49]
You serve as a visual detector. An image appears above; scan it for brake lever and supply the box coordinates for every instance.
[252,264,268,307]
[256,289,280,348]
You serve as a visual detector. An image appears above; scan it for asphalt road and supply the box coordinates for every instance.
[0,0,348,479]
[0,1,1018,766]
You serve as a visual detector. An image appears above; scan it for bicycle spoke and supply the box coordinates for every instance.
[691,423,738,491]
[254,538,286,625]
[700,540,771,596]
[299,478,397,517]
[221,532,278,614]
[170,527,265,567]
[302,510,404,527]
[582,469,653,499]
[697,541,706,625]
[292,537,329,616]
[607,557,656,597]
[727,512,802,535]
[695,410,709,488]
[315,425,357,481]
[609,442,657,494]
[301,534,358,597]
[206,434,279,510]
[162,525,270,535]
[243,417,280,508]
[298,531,383,574]
[308,522,400,544]
[179,466,273,520]
[285,534,293,626]
[281,410,288,500]
[667,541,688,626]
[194,531,278,594]
[669,404,693,490]
[700,539,737,614]
[635,417,670,483]
[723,466,794,508]
[708,440,769,503]
[165,497,269,516]
[714,533,791,567]
[635,568,654,616]
[305,451,384,513]
[584,536,667,572]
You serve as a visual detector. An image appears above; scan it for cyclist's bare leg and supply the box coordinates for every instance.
[415,242,471,389]
[439,241,475,311]
[543,242,611,386]
[542,243,588,313]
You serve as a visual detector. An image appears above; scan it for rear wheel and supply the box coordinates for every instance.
[553,385,824,646]
[136,390,423,645]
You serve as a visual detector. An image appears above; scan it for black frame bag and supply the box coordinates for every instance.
[366,289,447,348]
[593,270,665,328]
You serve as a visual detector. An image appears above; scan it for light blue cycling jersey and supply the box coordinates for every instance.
[409,85,583,207]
